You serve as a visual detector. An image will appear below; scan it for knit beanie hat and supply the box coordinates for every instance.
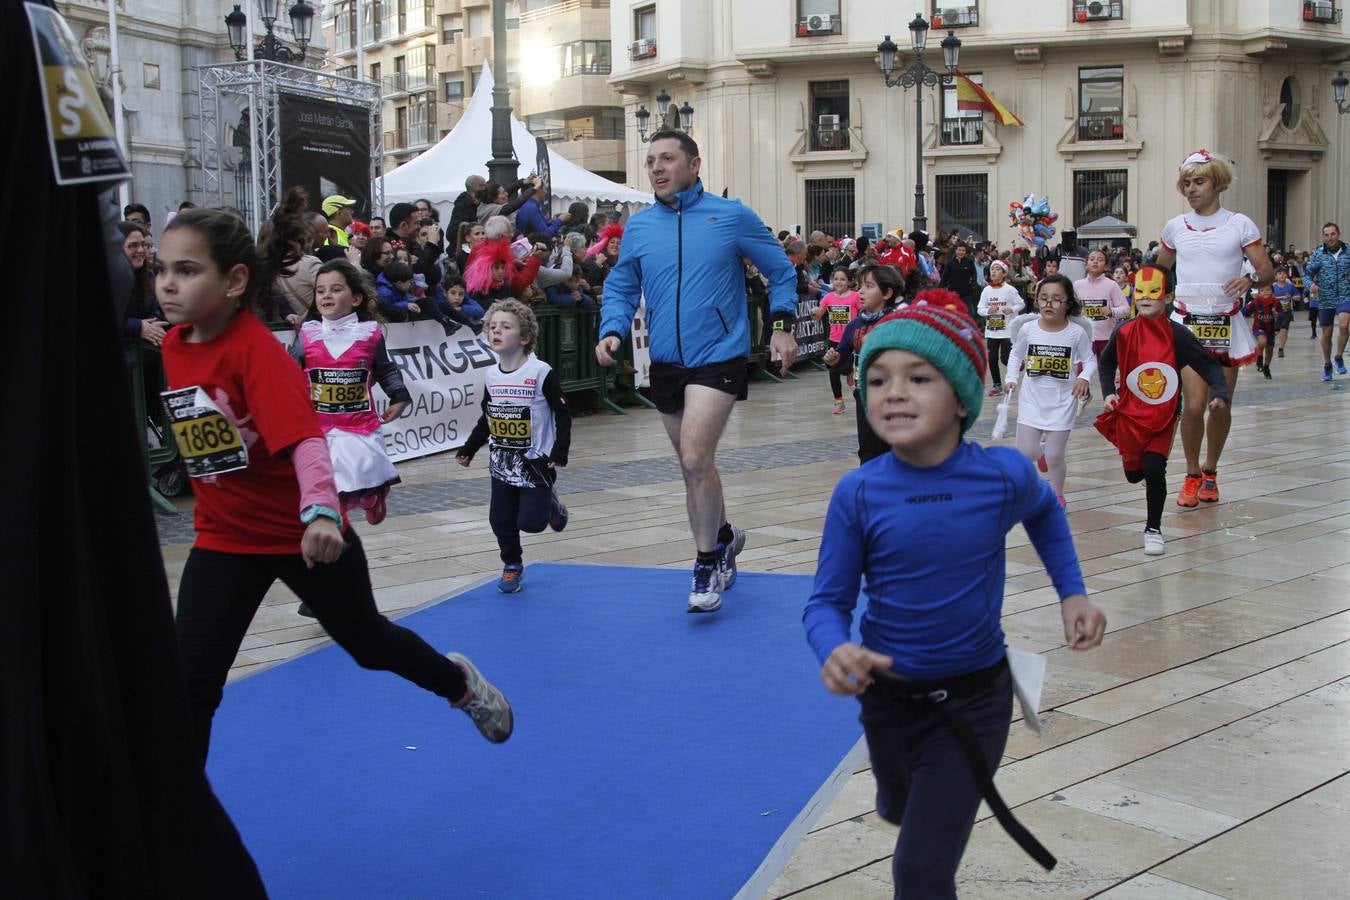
[857,304,988,435]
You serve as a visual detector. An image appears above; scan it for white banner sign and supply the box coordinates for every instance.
[630,298,651,388]
[278,319,495,463]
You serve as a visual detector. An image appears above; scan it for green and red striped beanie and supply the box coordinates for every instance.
[857,302,989,435]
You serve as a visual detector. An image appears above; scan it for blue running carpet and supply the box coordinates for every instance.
[207,562,865,899]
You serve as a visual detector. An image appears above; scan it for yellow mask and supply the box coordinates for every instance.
[1134,266,1167,303]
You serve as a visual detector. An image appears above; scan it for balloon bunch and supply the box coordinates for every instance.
[1008,194,1058,248]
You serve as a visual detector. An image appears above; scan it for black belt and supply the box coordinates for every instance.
[872,658,1057,871]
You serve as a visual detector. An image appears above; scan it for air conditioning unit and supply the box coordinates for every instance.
[1086,117,1112,138]
[797,14,834,35]
[818,114,840,131]
[1077,1,1121,21]
[629,38,656,60]
[817,130,837,148]
[933,6,977,28]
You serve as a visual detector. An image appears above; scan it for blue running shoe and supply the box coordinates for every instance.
[1337,356,1347,375]
[497,564,524,593]
[1324,365,1334,383]
[687,559,724,613]
[548,494,569,532]
[716,524,747,591]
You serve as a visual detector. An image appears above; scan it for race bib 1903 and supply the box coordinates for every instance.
[487,401,532,450]
[160,386,248,478]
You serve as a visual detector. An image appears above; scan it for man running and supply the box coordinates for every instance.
[595,131,798,613]
[1305,222,1350,382]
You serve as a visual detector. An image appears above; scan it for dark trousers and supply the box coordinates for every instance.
[1125,451,1169,531]
[859,664,1013,900]
[175,529,467,762]
[854,388,890,463]
[489,471,555,566]
[986,337,1011,385]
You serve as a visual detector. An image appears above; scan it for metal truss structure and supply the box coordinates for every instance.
[198,60,382,236]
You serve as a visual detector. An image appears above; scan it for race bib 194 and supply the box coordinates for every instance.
[160,386,248,478]
[487,401,532,450]
[1184,314,1230,349]
[1026,343,1072,379]
[1082,299,1109,321]
[309,367,370,414]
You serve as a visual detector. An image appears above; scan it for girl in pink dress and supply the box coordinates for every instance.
[293,259,411,524]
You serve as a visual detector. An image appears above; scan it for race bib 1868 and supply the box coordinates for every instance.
[487,402,532,450]
[309,367,370,414]
[1184,314,1230,349]
[160,386,248,478]
[1026,343,1072,379]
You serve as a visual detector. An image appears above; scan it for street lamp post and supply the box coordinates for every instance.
[877,14,961,233]
[1333,71,1350,114]
[634,88,695,142]
[225,0,314,63]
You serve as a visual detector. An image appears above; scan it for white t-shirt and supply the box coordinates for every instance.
[977,284,1024,338]
[1159,208,1261,286]
[1006,319,1097,431]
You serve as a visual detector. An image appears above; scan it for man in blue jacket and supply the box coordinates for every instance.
[515,183,571,239]
[1306,221,1350,381]
[595,131,798,613]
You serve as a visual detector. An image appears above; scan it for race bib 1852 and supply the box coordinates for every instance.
[309,367,370,414]
[160,386,248,478]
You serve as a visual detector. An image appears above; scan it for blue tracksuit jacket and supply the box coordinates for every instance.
[598,180,797,367]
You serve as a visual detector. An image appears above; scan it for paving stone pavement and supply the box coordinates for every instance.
[153,341,1350,899]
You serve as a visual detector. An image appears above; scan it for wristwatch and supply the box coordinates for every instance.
[300,504,343,526]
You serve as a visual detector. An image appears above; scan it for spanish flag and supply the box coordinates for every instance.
[954,69,1025,127]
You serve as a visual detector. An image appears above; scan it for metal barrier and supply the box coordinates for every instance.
[532,305,624,413]
[130,340,181,515]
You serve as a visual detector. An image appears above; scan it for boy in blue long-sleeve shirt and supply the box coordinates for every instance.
[804,304,1106,897]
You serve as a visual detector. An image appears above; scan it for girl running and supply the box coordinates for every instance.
[1153,150,1273,506]
[156,190,513,762]
[1005,275,1097,507]
[976,259,1025,396]
[812,267,862,413]
[292,259,409,525]
[823,264,901,463]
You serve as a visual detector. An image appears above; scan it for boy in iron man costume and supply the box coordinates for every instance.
[1094,267,1229,555]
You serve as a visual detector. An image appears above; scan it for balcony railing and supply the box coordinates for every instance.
[519,0,611,25]
[940,117,983,145]
[386,123,437,151]
[537,124,624,142]
[1077,111,1124,141]
[560,61,612,76]
[1303,1,1343,23]
[382,68,437,97]
[809,124,851,152]
[931,4,979,28]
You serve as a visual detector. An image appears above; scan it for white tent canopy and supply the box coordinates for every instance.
[378,65,650,216]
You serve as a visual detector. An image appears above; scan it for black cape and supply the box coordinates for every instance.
[2,3,266,896]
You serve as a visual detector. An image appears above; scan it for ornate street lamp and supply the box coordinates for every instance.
[877,14,961,232]
[225,0,314,63]
[1332,71,1350,114]
[634,87,695,142]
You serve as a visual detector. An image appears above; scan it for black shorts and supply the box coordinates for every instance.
[649,358,748,415]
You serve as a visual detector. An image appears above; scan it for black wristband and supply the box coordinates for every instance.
[771,312,793,333]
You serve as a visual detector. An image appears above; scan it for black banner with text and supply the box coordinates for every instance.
[278,94,371,218]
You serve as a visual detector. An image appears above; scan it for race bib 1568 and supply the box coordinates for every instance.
[1026,344,1072,379]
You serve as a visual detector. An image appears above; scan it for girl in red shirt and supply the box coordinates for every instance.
[157,189,512,761]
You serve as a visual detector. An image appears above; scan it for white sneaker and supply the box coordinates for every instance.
[687,559,725,613]
[1143,528,1165,556]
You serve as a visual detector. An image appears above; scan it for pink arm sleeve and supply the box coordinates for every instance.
[291,436,341,513]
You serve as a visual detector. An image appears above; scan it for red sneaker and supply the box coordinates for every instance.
[1197,470,1219,503]
[1177,473,1202,508]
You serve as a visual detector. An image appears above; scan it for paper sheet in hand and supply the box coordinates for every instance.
[1007,649,1045,734]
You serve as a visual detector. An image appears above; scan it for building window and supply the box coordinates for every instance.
[809,80,850,151]
[1074,169,1127,225]
[443,78,464,102]
[1279,77,1301,128]
[1078,66,1123,141]
[337,65,357,80]
[380,0,397,39]
[334,0,355,51]
[559,40,612,76]
[1304,1,1343,23]
[931,2,978,28]
[1073,1,1124,22]
[466,7,486,37]
[470,69,481,94]
[634,5,656,40]
[937,174,989,241]
[796,0,841,36]
[805,178,855,237]
[440,15,461,42]
[363,0,382,41]
[940,71,983,145]
[405,0,431,31]
[598,108,625,140]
